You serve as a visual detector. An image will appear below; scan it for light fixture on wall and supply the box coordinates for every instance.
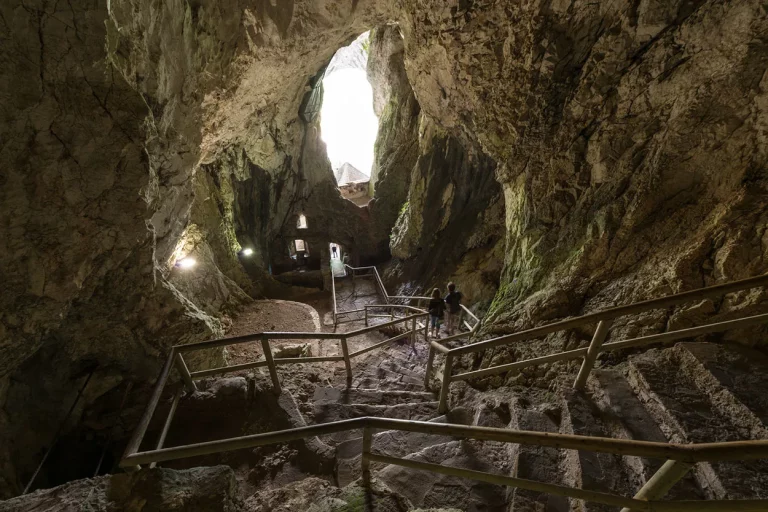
[176,257,197,269]
[240,248,254,256]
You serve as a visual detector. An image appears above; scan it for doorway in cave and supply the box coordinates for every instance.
[330,242,346,277]
[320,31,378,207]
[289,239,309,270]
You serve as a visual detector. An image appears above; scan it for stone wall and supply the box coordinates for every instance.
[388,119,505,307]
[2,0,768,497]
[396,0,768,340]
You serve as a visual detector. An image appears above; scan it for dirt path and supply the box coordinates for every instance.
[224,300,320,369]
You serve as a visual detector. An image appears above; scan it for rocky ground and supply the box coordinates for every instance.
[4,0,767,500]
[9,275,768,511]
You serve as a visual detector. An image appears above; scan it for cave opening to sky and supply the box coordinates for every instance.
[320,31,378,194]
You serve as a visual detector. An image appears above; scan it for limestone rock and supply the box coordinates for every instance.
[0,466,239,512]
[244,477,410,512]
[273,344,313,359]
[387,119,504,307]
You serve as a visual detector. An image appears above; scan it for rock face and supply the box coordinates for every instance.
[2,0,768,501]
[396,0,768,336]
[387,121,505,306]
[0,466,240,512]
[0,0,396,497]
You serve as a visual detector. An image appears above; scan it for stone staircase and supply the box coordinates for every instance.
[300,341,768,511]
[626,343,768,500]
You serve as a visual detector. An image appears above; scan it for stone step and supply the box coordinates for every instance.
[312,387,436,406]
[350,365,426,392]
[313,401,439,447]
[334,407,473,487]
[628,348,768,499]
[588,369,703,502]
[508,397,570,512]
[561,390,639,512]
[314,401,438,423]
[674,342,768,438]
[376,439,508,512]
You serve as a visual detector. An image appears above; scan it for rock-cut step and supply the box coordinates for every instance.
[561,389,636,512]
[674,342,768,439]
[628,347,768,499]
[311,386,439,447]
[374,408,508,512]
[313,387,436,407]
[350,362,427,392]
[508,396,569,512]
[588,369,703,502]
[335,407,473,488]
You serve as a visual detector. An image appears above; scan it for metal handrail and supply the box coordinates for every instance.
[332,264,390,326]
[331,262,338,326]
[120,271,768,510]
[120,415,768,511]
[431,274,768,413]
[121,304,429,473]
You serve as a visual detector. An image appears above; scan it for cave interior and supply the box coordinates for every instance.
[1,0,768,509]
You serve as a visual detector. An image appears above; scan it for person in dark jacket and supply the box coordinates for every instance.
[444,282,463,336]
[428,287,446,339]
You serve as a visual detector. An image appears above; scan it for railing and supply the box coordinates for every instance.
[331,265,390,327]
[121,305,428,472]
[121,272,768,509]
[119,415,768,510]
[428,273,768,414]
[329,264,483,336]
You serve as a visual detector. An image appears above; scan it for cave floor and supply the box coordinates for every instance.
[161,276,438,498]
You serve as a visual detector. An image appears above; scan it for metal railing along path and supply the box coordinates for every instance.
[121,303,428,472]
[120,415,768,511]
[427,273,768,414]
[331,265,391,326]
[121,269,768,511]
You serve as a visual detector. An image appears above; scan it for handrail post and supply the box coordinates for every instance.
[174,352,197,392]
[362,426,372,490]
[411,315,417,346]
[121,349,176,471]
[574,320,612,391]
[261,337,281,394]
[149,385,183,469]
[438,353,453,413]
[365,306,369,327]
[340,335,353,388]
[331,268,338,328]
[619,460,692,512]
[425,345,436,389]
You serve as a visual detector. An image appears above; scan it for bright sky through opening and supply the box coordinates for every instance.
[320,68,378,176]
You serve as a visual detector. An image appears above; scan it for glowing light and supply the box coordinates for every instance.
[176,257,196,269]
[320,69,378,176]
[241,248,254,256]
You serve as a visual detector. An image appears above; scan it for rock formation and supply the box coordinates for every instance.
[1,0,767,502]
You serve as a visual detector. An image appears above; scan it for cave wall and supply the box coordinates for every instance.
[366,24,421,256]
[0,0,231,497]
[3,0,768,498]
[387,119,505,306]
[365,22,505,308]
[397,0,768,340]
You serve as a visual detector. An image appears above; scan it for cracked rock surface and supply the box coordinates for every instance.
[2,0,768,501]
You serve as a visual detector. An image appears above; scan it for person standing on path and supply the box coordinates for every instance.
[428,288,446,339]
[444,282,463,336]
